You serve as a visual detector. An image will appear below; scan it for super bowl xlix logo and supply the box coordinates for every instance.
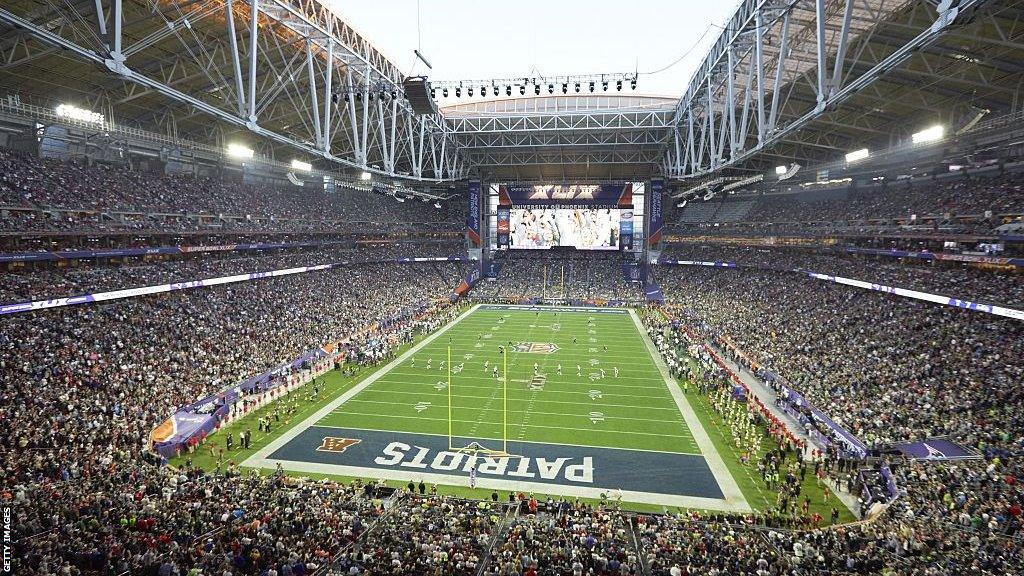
[316,437,362,453]
[511,342,560,354]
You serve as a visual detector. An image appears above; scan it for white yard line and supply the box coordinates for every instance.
[628,308,751,513]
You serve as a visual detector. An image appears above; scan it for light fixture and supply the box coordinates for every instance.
[630,78,637,90]
[548,84,554,94]
[912,125,944,144]
[574,82,580,92]
[55,104,104,125]
[845,148,869,163]
[589,81,595,92]
[291,159,312,172]
[442,88,448,98]
[455,87,461,97]
[534,84,540,95]
[775,165,788,175]
[616,80,622,91]
[360,171,372,181]
[430,89,436,99]
[562,83,568,94]
[519,85,526,95]
[602,81,608,91]
[467,87,473,97]
[506,85,512,96]
[226,143,254,159]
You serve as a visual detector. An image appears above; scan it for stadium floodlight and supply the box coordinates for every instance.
[845,148,869,163]
[55,104,104,125]
[775,165,788,175]
[291,159,312,172]
[360,171,372,181]
[226,143,254,159]
[912,125,944,144]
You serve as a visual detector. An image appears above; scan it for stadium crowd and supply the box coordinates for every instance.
[0,242,462,304]
[667,171,1024,235]
[653,264,1023,451]
[0,148,463,235]
[2,146,1023,575]
[2,254,467,574]
[658,243,1024,307]
[468,253,642,303]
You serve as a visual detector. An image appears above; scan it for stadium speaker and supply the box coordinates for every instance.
[402,76,439,115]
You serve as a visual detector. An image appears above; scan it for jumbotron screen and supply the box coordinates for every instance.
[509,207,623,250]
[492,182,640,251]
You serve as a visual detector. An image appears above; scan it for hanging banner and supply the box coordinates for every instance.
[648,179,664,246]
[467,180,481,246]
[619,209,634,251]
[496,206,511,249]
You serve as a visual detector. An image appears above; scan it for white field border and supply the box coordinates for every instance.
[627,308,750,512]
[242,303,751,512]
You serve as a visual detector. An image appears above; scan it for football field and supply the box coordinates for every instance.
[243,304,748,511]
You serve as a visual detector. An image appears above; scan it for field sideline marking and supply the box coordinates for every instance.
[628,308,751,513]
[242,304,484,468]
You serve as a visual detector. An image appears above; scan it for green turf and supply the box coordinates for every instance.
[318,307,699,455]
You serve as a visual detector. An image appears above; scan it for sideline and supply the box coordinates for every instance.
[628,308,751,512]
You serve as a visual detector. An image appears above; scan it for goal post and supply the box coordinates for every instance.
[447,344,514,457]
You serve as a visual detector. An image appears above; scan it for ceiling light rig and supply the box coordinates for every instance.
[427,72,638,100]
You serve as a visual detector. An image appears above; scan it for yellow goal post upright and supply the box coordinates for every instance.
[447,344,518,458]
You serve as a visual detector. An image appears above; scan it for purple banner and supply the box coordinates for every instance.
[648,178,664,246]
[890,438,977,460]
[467,180,482,247]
